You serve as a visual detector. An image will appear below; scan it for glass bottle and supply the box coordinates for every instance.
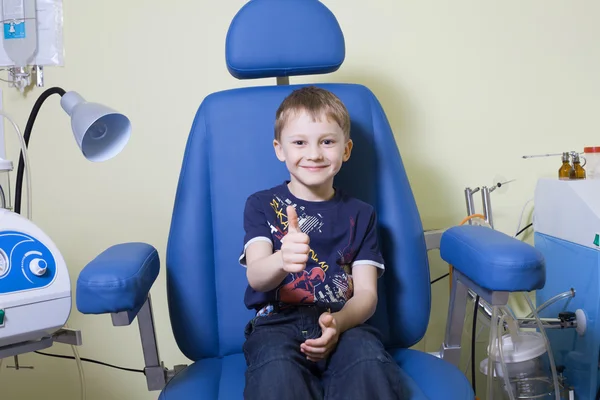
[558,152,572,180]
[570,153,586,179]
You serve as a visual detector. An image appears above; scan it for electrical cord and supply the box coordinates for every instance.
[14,86,66,215]
[515,223,533,238]
[430,273,449,285]
[34,351,145,374]
[515,198,534,237]
[471,295,480,395]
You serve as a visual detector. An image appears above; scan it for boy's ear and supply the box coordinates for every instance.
[273,139,286,162]
[343,139,353,162]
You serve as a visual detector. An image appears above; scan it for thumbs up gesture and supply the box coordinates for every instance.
[281,206,310,273]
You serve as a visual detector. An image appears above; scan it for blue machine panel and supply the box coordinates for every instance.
[535,232,600,400]
[0,231,56,294]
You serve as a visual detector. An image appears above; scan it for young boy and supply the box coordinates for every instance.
[239,86,406,399]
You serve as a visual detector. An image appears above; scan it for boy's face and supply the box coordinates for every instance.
[274,110,353,193]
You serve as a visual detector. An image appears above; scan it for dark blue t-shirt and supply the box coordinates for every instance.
[239,182,385,310]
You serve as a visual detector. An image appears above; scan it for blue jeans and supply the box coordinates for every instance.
[243,303,407,400]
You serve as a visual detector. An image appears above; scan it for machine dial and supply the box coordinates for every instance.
[29,258,47,277]
[0,250,8,278]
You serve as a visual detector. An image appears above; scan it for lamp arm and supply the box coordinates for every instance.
[14,87,66,215]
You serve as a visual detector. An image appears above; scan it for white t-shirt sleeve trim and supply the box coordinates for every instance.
[352,260,385,277]
[239,236,273,266]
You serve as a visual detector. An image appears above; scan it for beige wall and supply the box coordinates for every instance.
[0,1,598,398]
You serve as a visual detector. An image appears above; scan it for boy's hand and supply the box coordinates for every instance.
[301,312,340,362]
[281,206,310,273]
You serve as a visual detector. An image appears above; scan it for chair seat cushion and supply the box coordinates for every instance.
[440,225,545,292]
[158,350,473,399]
[159,354,247,400]
[390,348,474,399]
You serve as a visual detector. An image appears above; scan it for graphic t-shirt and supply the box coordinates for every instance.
[239,182,385,310]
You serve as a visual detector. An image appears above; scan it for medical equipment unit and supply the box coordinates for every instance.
[445,164,600,398]
[0,0,131,386]
[65,1,581,399]
[532,178,600,399]
[0,88,131,359]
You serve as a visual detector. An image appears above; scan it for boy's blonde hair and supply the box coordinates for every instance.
[274,86,351,142]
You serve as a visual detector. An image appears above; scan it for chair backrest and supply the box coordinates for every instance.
[165,0,431,362]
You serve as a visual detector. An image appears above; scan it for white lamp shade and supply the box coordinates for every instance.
[60,91,131,162]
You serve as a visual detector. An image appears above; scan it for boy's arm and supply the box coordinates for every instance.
[240,194,289,292]
[334,208,383,332]
[301,264,378,361]
[333,264,379,333]
[245,242,288,292]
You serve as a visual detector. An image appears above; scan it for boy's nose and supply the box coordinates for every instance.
[306,145,323,160]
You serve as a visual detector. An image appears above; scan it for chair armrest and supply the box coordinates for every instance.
[76,242,160,315]
[76,243,181,391]
[440,225,545,292]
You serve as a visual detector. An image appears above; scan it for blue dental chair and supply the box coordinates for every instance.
[75,1,545,399]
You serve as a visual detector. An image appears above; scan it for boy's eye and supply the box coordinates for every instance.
[322,139,335,145]
[293,141,305,145]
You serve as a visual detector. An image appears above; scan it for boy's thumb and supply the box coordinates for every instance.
[287,206,300,232]
[320,312,333,328]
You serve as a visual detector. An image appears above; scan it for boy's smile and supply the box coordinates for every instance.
[273,110,353,201]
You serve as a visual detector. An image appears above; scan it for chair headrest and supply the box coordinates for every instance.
[225,0,345,80]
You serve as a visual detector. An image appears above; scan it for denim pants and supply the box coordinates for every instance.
[242,303,407,400]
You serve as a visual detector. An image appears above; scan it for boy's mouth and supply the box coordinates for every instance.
[301,165,328,172]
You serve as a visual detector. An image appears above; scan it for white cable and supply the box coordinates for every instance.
[514,198,534,237]
[0,110,32,219]
[71,345,86,400]
[65,323,86,400]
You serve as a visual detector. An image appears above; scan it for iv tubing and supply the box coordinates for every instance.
[524,294,560,400]
[501,306,519,345]
[497,313,516,400]
[65,323,86,400]
[0,110,31,219]
[0,185,5,208]
[487,306,500,400]
[526,289,575,318]
[71,344,86,400]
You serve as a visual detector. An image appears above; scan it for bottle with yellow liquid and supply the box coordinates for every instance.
[570,153,586,179]
[558,152,573,180]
